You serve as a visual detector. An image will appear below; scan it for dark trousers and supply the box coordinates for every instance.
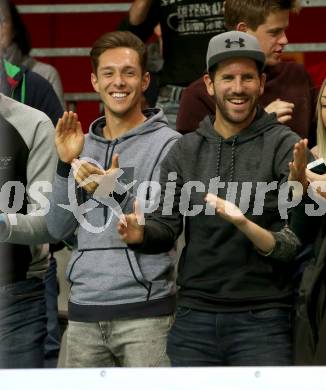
[167,306,292,366]
[0,277,47,368]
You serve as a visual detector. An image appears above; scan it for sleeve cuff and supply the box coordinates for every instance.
[57,159,71,178]
[256,226,301,261]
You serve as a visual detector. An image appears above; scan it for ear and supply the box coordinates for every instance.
[91,73,99,93]
[259,72,266,96]
[141,71,150,92]
[237,22,248,32]
[203,73,215,97]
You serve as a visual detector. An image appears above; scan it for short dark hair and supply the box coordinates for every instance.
[224,0,300,31]
[90,31,147,74]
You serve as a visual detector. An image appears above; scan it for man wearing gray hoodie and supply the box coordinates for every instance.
[46,31,180,367]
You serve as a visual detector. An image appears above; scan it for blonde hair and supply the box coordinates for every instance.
[316,78,326,160]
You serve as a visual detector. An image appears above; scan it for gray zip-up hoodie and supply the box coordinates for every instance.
[46,108,181,321]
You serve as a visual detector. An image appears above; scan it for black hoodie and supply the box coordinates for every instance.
[136,107,302,312]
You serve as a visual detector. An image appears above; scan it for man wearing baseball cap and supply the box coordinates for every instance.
[118,30,300,366]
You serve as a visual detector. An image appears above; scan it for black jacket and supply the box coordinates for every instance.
[135,107,301,311]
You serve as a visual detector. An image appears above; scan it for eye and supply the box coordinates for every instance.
[125,70,136,76]
[242,74,255,81]
[221,75,233,81]
[103,71,113,77]
[269,29,283,38]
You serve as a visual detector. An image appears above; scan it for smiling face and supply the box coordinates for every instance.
[204,57,265,130]
[244,9,289,66]
[91,47,149,120]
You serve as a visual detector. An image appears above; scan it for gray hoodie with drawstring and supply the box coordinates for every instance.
[46,108,181,321]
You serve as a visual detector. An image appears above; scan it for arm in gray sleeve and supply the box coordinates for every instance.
[1,118,58,244]
[46,161,80,240]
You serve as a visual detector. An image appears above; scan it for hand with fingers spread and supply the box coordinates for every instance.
[72,154,120,195]
[205,193,246,227]
[288,138,308,192]
[117,200,145,244]
[55,111,85,163]
[265,98,294,124]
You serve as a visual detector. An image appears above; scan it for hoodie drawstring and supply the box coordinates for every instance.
[229,136,237,182]
[216,136,237,182]
[216,137,222,178]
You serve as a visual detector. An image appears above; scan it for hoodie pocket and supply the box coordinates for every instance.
[66,248,154,305]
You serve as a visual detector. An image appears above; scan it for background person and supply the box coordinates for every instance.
[177,0,317,147]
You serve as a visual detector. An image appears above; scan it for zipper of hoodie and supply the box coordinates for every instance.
[103,139,118,223]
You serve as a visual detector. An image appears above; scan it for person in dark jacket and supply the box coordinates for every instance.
[1,58,63,126]
[118,31,301,366]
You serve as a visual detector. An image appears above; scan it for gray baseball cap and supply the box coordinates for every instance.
[206,31,265,72]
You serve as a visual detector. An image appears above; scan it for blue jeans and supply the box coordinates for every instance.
[0,277,47,368]
[167,306,292,366]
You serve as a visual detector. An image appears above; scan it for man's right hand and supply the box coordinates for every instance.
[265,98,294,124]
[117,200,145,244]
[55,111,85,163]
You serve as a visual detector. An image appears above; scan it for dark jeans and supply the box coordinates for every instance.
[167,306,292,366]
[0,277,47,368]
[44,256,61,367]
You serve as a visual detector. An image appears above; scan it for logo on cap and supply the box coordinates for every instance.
[225,37,245,49]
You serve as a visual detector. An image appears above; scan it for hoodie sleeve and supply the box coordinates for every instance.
[46,160,80,241]
[0,118,57,244]
[130,138,184,254]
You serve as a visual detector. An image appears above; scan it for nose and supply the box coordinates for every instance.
[113,73,126,87]
[278,31,288,46]
[232,77,243,94]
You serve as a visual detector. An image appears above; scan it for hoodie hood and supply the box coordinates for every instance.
[88,107,169,143]
[195,105,281,181]
[196,105,279,145]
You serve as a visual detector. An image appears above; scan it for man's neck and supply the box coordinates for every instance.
[214,109,257,139]
[103,110,146,140]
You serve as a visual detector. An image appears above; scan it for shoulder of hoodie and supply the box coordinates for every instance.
[165,129,202,158]
[0,93,54,147]
[264,118,302,145]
